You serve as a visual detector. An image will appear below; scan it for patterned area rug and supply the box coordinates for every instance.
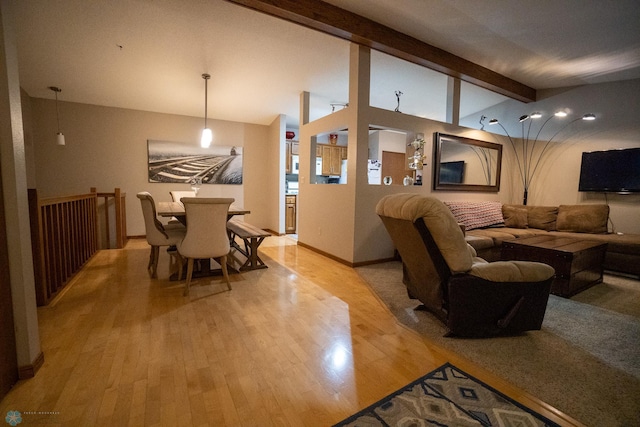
[333,363,559,427]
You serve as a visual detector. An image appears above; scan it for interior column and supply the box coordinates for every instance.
[0,0,43,378]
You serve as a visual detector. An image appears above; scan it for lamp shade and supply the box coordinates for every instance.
[56,132,65,146]
[200,128,212,148]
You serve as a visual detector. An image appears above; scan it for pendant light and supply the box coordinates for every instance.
[200,73,212,148]
[48,86,65,146]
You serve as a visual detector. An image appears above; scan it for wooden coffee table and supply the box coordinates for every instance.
[501,235,607,297]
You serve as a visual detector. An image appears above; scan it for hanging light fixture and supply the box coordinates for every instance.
[48,86,65,146]
[488,110,596,205]
[200,73,212,148]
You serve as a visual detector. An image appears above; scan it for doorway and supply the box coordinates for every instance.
[381,151,408,185]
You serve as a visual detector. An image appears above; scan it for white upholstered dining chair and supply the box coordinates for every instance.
[170,190,196,204]
[176,197,235,296]
[168,190,197,224]
[137,192,186,278]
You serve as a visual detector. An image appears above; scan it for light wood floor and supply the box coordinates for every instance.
[1,237,581,426]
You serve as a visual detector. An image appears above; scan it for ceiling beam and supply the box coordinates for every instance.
[225,0,537,103]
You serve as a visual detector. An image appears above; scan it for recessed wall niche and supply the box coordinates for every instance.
[312,130,348,184]
[368,128,423,186]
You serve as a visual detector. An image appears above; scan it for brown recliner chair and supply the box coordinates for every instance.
[376,193,555,337]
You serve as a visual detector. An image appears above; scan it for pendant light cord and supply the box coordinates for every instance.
[49,86,63,133]
[54,90,61,132]
[202,73,210,129]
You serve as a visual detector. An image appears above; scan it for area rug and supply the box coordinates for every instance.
[333,363,560,427]
[355,261,640,427]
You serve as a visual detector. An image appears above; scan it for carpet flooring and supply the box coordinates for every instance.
[333,362,561,427]
[355,262,640,427]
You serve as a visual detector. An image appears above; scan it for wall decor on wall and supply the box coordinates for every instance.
[148,139,243,185]
[432,132,502,192]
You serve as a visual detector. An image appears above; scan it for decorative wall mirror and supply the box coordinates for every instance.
[433,132,502,192]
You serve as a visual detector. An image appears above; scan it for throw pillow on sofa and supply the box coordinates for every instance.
[502,204,528,228]
[526,206,558,231]
[556,204,609,233]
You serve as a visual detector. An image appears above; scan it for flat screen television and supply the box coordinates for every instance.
[578,147,640,193]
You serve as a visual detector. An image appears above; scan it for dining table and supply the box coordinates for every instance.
[156,201,251,280]
[157,201,249,224]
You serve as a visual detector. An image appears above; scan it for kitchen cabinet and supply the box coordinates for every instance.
[285,141,299,174]
[285,195,297,234]
[319,144,345,176]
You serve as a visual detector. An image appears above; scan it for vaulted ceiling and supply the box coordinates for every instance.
[13,0,640,127]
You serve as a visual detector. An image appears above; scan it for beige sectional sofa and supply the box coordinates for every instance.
[443,201,640,278]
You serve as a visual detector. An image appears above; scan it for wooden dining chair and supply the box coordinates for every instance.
[136,192,186,278]
[176,197,235,296]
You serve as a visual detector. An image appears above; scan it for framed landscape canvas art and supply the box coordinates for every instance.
[147,139,243,185]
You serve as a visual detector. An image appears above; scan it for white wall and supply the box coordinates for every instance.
[298,106,356,261]
[268,114,286,234]
[29,98,274,236]
[372,129,408,159]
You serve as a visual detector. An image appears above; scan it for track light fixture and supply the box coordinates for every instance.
[48,86,65,146]
[330,102,349,112]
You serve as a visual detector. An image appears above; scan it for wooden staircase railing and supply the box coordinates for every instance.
[91,187,128,250]
[28,188,127,306]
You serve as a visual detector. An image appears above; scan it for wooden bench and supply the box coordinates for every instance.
[227,220,271,271]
